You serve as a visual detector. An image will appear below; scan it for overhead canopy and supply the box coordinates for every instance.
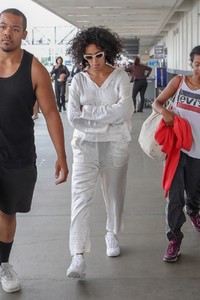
[32,0,191,57]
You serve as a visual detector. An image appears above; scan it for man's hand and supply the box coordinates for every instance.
[55,159,69,184]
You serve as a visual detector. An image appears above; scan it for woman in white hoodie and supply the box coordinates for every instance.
[66,26,134,278]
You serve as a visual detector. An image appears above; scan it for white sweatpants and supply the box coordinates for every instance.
[69,137,130,255]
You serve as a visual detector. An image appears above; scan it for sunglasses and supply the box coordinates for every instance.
[83,51,105,61]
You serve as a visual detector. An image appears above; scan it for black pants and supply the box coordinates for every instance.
[166,152,200,242]
[132,79,147,111]
[55,83,66,111]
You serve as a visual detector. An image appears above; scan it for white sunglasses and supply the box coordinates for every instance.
[83,51,105,61]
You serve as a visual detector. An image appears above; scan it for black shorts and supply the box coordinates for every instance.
[0,164,37,214]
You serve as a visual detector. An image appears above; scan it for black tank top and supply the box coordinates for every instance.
[0,50,37,168]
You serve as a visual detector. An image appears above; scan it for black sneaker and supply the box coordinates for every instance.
[163,240,181,262]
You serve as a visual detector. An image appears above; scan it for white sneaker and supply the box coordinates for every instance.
[105,232,120,257]
[0,263,21,293]
[67,255,86,278]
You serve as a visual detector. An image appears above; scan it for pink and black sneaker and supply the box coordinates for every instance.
[163,240,181,262]
[189,214,200,232]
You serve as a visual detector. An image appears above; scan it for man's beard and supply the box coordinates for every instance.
[0,46,13,52]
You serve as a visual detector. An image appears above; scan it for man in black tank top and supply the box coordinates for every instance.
[0,8,69,293]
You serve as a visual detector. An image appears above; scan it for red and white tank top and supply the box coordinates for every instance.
[173,75,200,158]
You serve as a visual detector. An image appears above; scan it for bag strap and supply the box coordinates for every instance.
[172,75,183,101]
[167,75,183,109]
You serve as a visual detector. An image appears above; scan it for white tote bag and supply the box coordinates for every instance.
[138,110,166,161]
[138,75,183,161]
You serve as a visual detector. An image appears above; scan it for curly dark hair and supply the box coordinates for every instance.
[67,26,123,69]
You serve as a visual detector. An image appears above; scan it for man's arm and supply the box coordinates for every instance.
[31,57,68,184]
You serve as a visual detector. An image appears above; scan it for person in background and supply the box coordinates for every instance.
[152,45,200,263]
[66,26,133,278]
[0,8,68,293]
[50,56,70,112]
[126,56,152,112]
[71,62,81,78]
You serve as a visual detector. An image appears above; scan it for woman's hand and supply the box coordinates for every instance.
[162,109,176,126]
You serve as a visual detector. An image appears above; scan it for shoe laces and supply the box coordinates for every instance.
[71,255,84,267]
[106,233,118,248]
[0,263,17,280]
[167,240,179,254]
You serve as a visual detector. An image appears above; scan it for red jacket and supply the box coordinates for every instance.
[155,116,193,197]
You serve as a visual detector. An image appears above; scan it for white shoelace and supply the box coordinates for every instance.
[106,235,118,248]
[0,264,16,280]
[71,255,83,266]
